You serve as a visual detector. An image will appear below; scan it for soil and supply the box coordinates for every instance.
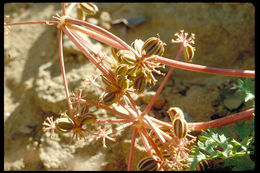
[4,3,254,171]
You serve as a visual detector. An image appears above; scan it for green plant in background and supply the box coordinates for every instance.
[187,78,255,171]
[237,78,255,107]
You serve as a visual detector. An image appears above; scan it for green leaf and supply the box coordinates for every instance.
[236,78,255,103]
[224,155,254,171]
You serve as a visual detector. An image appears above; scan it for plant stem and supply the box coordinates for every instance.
[127,127,137,171]
[65,17,140,57]
[68,24,125,50]
[151,56,255,78]
[188,108,255,131]
[6,21,58,26]
[58,29,74,117]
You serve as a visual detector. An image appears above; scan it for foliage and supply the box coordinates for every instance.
[187,78,255,171]
[237,78,255,106]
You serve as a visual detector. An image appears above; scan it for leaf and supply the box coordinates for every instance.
[234,121,254,140]
[236,78,255,103]
[224,155,254,171]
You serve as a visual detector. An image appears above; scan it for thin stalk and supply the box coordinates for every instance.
[6,21,58,26]
[58,29,74,117]
[151,55,255,78]
[61,25,111,77]
[96,119,132,123]
[127,127,138,171]
[188,108,255,131]
[68,24,125,50]
[138,127,157,159]
[64,17,140,57]
[140,126,163,160]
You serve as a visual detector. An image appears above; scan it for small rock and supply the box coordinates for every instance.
[223,90,243,111]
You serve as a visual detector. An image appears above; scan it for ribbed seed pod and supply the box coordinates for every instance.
[55,117,74,133]
[167,107,185,122]
[118,50,136,65]
[172,118,188,139]
[79,3,98,16]
[183,43,195,62]
[81,113,97,126]
[102,91,119,105]
[101,75,114,88]
[111,47,120,62]
[196,160,209,171]
[131,39,144,56]
[116,75,129,90]
[133,74,147,94]
[137,157,158,171]
[141,36,166,57]
[115,65,128,76]
[77,6,85,20]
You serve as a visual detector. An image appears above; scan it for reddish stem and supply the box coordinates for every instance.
[68,24,125,50]
[6,21,58,26]
[152,56,255,78]
[64,17,139,57]
[127,127,137,171]
[58,29,74,117]
[188,108,255,131]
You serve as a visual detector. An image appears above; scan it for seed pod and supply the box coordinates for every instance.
[116,75,129,90]
[55,117,74,133]
[133,74,147,94]
[131,39,144,56]
[118,50,136,65]
[79,3,98,16]
[81,113,97,126]
[172,118,188,139]
[111,47,120,62]
[196,160,209,171]
[183,43,195,62]
[77,6,85,21]
[102,91,119,105]
[137,157,158,171]
[167,107,184,122]
[141,36,166,57]
[101,75,113,88]
[115,65,128,76]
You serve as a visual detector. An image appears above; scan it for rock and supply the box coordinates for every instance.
[223,90,244,111]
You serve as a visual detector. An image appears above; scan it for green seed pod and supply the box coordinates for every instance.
[137,157,158,171]
[111,47,120,62]
[172,118,188,139]
[81,113,97,126]
[141,36,166,57]
[133,74,147,94]
[55,117,74,133]
[167,107,184,122]
[101,75,113,88]
[183,43,195,62]
[115,65,128,76]
[116,75,129,90]
[77,6,85,21]
[79,3,98,16]
[102,91,119,105]
[118,50,136,65]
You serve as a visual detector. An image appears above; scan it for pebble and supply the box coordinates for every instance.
[223,90,243,111]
